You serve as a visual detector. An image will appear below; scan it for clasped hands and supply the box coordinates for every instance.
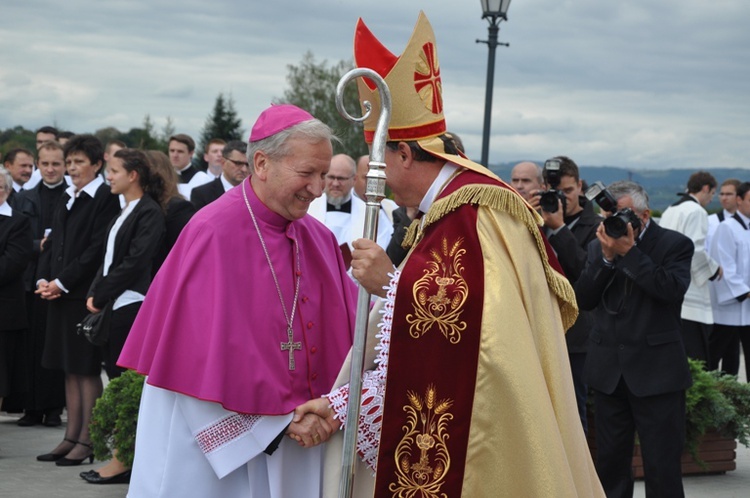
[35,279,62,300]
[286,397,340,448]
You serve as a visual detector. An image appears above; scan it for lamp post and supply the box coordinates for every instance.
[477,0,511,167]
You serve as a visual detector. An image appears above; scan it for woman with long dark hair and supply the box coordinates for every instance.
[146,150,195,275]
[79,148,166,484]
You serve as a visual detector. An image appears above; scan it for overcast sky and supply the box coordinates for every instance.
[2,1,748,170]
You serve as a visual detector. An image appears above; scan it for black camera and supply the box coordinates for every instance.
[585,181,642,238]
[539,158,567,213]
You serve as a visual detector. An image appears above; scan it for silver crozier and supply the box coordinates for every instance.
[334,68,392,498]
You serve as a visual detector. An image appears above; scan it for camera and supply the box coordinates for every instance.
[539,158,567,213]
[585,181,642,238]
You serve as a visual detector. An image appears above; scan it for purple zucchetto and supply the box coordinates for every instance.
[249,104,315,142]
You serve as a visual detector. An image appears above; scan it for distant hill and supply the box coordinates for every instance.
[488,162,750,213]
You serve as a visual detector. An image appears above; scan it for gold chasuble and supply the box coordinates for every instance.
[372,170,602,497]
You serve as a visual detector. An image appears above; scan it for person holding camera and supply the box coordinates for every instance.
[575,181,693,498]
[539,156,602,433]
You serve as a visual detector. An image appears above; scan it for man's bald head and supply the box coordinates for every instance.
[511,161,543,201]
[326,154,356,204]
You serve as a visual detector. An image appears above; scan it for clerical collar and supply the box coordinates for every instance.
[175,164,192,175]
[327,198,352,213]
[43,180,65,189]
[246,178,292,231]
[0,201,11,217]
[419,162,460,215]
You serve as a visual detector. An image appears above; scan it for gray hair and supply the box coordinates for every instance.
[246,119,338,162]
[607,180,649,212]
[0,166,12,193]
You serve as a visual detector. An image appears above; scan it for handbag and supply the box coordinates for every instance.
[76,300,114,346]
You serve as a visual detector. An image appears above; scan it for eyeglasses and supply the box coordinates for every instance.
[326,174,354,182]
[224,157,250,168]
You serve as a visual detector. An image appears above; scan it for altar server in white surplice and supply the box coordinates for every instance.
[708,181,750,379]
[659,171,721,362]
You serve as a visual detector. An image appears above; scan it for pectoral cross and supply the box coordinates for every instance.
[280,326,302,370]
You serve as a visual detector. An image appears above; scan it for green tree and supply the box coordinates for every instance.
[275,52,367,157]
[0,126,36,157]
[197,92,244,169]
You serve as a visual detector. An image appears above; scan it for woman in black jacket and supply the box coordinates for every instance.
[0,166,33,412]
[35,135,120,466]
[80,149,166,484]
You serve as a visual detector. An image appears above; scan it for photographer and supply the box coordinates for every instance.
[576,181,693,497]
[539,156,602,432]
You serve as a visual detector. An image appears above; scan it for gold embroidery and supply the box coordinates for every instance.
[406,237,468,344]
[390,385,454,498]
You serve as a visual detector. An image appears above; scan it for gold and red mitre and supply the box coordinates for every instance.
[354,10,445,145]
[354,11,499,179]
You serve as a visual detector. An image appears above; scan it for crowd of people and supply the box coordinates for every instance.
[1,10,749,498]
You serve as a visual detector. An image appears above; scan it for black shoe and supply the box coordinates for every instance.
[17,412,43,427]
[79,470,97,479]
[36,438,77,462]
[55,441,94,467]
[82,469,131,484]
[43,412,62,427]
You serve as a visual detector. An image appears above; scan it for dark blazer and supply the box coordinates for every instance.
[37,182,120,300]
[153,196,195,276]
[386,206,414,267]
[0,209,33,330]
[190,177,225,210]
[89,195,166,309]
[575,221,694,397]
[547,197,603,352]
[14,184,65,292]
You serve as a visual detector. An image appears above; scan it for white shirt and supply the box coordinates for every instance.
[220,174,234,192]
[103,198,145,310]
[0,201,12,217]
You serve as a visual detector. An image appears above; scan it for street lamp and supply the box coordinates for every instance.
[477,0,511,167]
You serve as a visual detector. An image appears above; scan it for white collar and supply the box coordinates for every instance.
[736,211,750,227]
[65,175,104,209]
[0,201,12,217]
[220,175,235,192]
[419,162,459,215]
[43,180,65,188]
[12,181,23,192]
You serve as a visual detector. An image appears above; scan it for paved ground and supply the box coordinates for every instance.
[2,364,748,497]
[1,409,749,498]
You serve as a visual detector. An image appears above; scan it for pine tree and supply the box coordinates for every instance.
[198,93,244,158]
[276,51,367,157]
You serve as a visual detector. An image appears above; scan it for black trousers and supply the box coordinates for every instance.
[594,378,686,498]
[709,324,750,377]
[679,319,711,364]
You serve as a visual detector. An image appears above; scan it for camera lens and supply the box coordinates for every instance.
[540,191,560,213]
[603,215,628,238]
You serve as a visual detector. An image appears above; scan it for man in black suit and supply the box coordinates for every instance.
[190,140,249,210]
[576,181,693,498]
[13,141,68,426]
